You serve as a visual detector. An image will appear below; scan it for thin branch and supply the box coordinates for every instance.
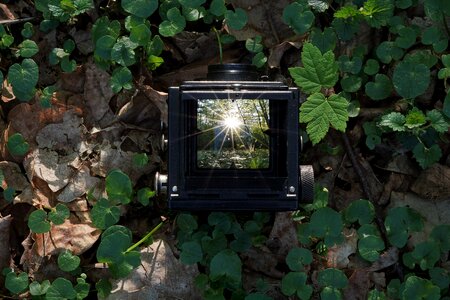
[0,17,35,25]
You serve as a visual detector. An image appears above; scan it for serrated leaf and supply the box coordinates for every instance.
[393,61,430,99]
[300,93,349,145]
[289,43,338,94]
[46,277,77,300]
[413,143,442,169]
[405,108,427,129]
[121,0,158,18]
[58,250,81,272]
[210,249,242,288]
[345,199,375,225]
[286,247,313,271]
[281,272,312,299]
[137,187,155,206]
[282,2,314,35]
[180,241,203,264]
[379,112,405,131]
[159,7,186,37]
[18,39,39,58]
[7,58,39,101]
[360,0,394,28]
[106,169,132,204]
[110,66,133,93]
[28,209,51,233]
[111,37,137,66]
[426,110,449,133]
[310,27,337,53]
[225,8,247,30]
[308,0,329,12]
[91,198,121,229]
[376,41,404,64]
[334,5,360,18]
[48,203,70,225]
[318,268,348,289]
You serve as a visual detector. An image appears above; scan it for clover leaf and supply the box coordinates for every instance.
[7,133,29,156]
[289,43,338,94]
[159,7,186,37]
[46,277,77,300]
[58,250,81,272]
[111,37,137,67]
[48,203,70,225]
[225,8,248,30]
[5,271,29,294]
[106,169,133,204]
[286,247,313,271]
[29,280,50,296]
[403,240,440,270]
[91,198,120,229]
[401,276,440,300]
[376,41,404,64]
[18,39,39,58]
[300,93,349,145]
[282,2,314,35]
[209,249,242,288]
[121,0,158,18]
[281,272,313,299]
[344,199,375,225]
[318,268,348,289]
[385,206,424,247]
[28,209,51,233]
[393,61,430,99]
[7,58,39,101]
[306,207,344,247]
[110,66,133,93]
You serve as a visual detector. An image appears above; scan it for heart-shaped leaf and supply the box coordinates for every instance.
[106,169,133,204]
[7,133,29,156]
[58,250,81,272]
[121,0,158,18]
[91,198,121,229]
[48,203,70,225]
[18,39,39,57]
[365,74,392,100]
[28,209,51,233]
[5,271,29,294]
[7,58,39,101]
[159,7,186,37]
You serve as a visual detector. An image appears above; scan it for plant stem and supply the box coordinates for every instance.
[125,221,164,253]
[212,27,223,64]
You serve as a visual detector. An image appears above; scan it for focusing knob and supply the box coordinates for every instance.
[154,172,168,195]
[299,165,314,203]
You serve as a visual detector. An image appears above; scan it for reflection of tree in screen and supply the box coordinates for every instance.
[196,99,270,169]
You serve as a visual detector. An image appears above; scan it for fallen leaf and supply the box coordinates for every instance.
[0,214,12,285]
[411,164,450,199]
[58,65,86,93]
[107,239,201,300]
[241,247,284,278]
[0,161,33,204]
[343,269,371,300]
[171,31,218,64]
[57,165,101,203]
[327,228,358,268]
[267,212,299,257]
[70,28,94,55]
[268,41,301,69]
[369,247,399,272]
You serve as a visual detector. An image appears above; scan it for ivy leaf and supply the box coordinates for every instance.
[310,27,337,53]
[281,272,313,299]
[300,93,349,145]
[413,143,442,169]
[106,169,132,204]
[364,59,380,75]
[393,61,430,99]
[385,206,424,247]
[180,241,203,265]
[121,0,158,18]
[401,276,440,300]
[344,199,375,225]
[427,110,449,133]
[159,7,186,37]
[365,74,393,100]
[110,66,133,93]
[28,209,51,233]
[91,198,121,229]
[58,250,81,272]
[48,203,70,225]
[18,39,39,58]
[29,280,50,296]
[5,271,29,294]
[46,277,77,300]
[318,268,348,289]
[224,8,248,30]
[209,249,242,288]
[286,247,313,271]
[376,41,404,64]
[282,2,314,35]
[7,58,39,101]
[290,43,338,94]
[137,187,155,206]
[379,112,405,131]
[111,37,137,67]
[7,133,29,156]
[405,108,427,129]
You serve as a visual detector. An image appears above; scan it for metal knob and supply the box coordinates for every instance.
[154,172,168,195]
[299,165,314,203]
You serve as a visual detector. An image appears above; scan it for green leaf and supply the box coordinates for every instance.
[1,34,14,47]
[18,39,39,58]
[60,57,77,73]
[429,267,450,290]
[403,240,440,270]
[334,5,360,18]
[376,41,404,64]
[147,55,164,70]
[29,280,50,296]
[310,27,337,53]
[209,0,226,16]
[75,277,90,299]
[245,293,273,300]
[396,0,413,9]
[0,70,3,86]
[177,213,198,233]
[245,36,263,53]
[308,207,344,247]
[430,224,450,252]
[110,66,133,93]
[341,75,361,93]
[338,55,362,74]
[180,241,203,264]
[321,287,342,300]
[21,22,34,39]
[318,268,348,289]
[121,0,158,18]
[252,52,267,68]
[393,62,430,99]
[413,143,442,169]
[96,278,112,299]
[208,212,232,234]
[281,272,312,299]
[230,231,251,253]
[360,0,394,28]
[379,112,405,131]
[92,17,121,43]
[427,110,449,133]
[422,26,448,53]
[147,35,164,56]
[111,37,137,67]
[308,0,329,12]
[130,23,151,46]
[404,50,438,69]
[28,209,51,233]
[286,247,313,271]
[106,169,132,204]
[7,58,39,101]
[405,108,426,129]
[364,59,380,75]
[331,18,359,41]
[48,203,70,225]
[289,43,338,94]
[225,8,248,30]
[91,198,121,229]
[358,235,385,262]
[159,7,186,37]
[444,93,450,118]
[202,232,228,256]
[46,277,77,300]
[5,271,29,294]
[282,2,314,35]
[95,35,116,60]
[137,187,155,206]
[365,74,393,101]
[401,276,440,300]
[394,27,416,49]
[210,249,242,288]
[3,187,15,203]
[58,250,81,272]
[385,206,424,247]
[344,199,375,225]
[299,93,349,145]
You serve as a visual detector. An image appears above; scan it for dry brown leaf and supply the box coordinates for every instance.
[327,228,358,269]
[343,269,372,300]
[58,65,86,93]
[368,247,399,272]
[241,247,284,278]
[411,164,450,199]
[1,79,15,102]
[57,165,101,203]
[268,41,301,69]
[107,240,201,300]
[171,31,218,64]
[0,214,12,283]
[267,212,299,257]
[0,161,34,204]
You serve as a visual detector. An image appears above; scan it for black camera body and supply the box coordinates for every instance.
[156,64,314,211]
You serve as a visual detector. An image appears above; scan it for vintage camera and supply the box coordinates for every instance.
[155,64,314,210]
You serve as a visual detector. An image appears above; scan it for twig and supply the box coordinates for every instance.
[0,17,35,25]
